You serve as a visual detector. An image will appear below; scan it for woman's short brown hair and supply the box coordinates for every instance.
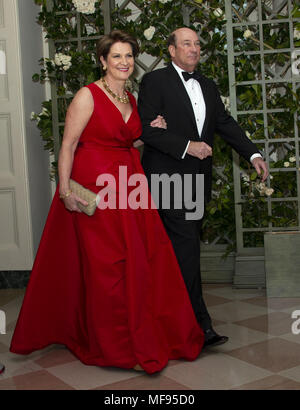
[96,30,139,65]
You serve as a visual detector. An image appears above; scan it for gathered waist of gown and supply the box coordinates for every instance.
[74,141,143,176]
[77,141,134,151]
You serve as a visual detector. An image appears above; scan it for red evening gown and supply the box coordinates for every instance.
[10,83,204,374]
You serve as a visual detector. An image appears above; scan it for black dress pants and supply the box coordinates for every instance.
[159,209,212,331]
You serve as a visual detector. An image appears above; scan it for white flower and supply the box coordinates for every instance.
[30,112,36,120]
[62,55,71,65]
[72,0,96,14]
[212,190,220,199]
[144,26,155,41]
[242,178,250,186]
[159,0,172,3]
[289,156,296,162]
[284,161,290,167]
[294,28,300,40]
[85,24,97,35]
[62,56,72,70]
[54,53,63,66]
[193,22,201,31]
[41,107,50,116]
[216,179,222,185]
[265,188,274,196]
[38,107,50,118]
[54,53,72,71]
[243,29,253,39]
[70,16,77,29]
[257,182,266,192]
[213,8,223,17]
[221,96,230,111]
[255,181,272,196]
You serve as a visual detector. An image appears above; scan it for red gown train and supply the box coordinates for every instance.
[10,83,204,374]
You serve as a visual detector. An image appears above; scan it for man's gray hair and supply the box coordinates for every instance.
[167,32,177,47]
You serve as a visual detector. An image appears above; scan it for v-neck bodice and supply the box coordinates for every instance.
[79,82,142,149]
[93,82,134,125]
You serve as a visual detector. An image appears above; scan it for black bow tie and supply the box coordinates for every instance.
[182,71,199,82]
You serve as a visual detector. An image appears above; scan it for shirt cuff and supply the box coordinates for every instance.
[250,153,262,163]
[182,141,190,159]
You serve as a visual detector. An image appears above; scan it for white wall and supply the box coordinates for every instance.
[17,0,51,257]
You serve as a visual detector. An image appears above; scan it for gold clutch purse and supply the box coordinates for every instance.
[69,179,98,216]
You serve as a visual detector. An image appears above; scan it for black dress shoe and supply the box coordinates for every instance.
[203,329,229,348]
[0,364,5,374]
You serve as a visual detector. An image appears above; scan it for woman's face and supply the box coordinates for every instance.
[101,41,134,81]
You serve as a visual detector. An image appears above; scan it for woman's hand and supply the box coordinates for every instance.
[150,115,167,129]
[61,192,88,213]
[133,139,144,148]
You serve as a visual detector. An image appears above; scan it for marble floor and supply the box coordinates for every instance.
[0,284,300,390]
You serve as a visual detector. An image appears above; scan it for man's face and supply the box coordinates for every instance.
[169,28,201,72]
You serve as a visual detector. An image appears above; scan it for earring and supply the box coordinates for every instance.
[102,65,107,71]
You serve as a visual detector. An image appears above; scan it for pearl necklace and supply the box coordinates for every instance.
[100,77,129,104]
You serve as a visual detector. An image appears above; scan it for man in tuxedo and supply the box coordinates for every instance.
[138,27,268,347]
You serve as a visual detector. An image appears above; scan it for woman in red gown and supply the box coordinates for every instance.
[10,30,204,374]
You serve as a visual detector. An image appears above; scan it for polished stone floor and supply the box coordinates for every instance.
[0,285,300,390]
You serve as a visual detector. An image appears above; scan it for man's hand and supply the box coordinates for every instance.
[187,141,212,160]
[252,157,269,182]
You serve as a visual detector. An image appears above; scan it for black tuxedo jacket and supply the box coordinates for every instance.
[138,64,259,203]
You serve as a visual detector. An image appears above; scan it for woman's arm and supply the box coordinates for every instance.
[58,87,93,212]
[133,115,167,148]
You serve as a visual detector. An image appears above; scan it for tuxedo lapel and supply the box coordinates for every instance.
[166,65,198,132]
[196,74,212,139]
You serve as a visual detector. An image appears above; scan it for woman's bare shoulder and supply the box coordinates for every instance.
[69,86,94,112]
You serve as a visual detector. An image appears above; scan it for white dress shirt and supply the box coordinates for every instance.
[172,62,206,158]
[172,62,261,162]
